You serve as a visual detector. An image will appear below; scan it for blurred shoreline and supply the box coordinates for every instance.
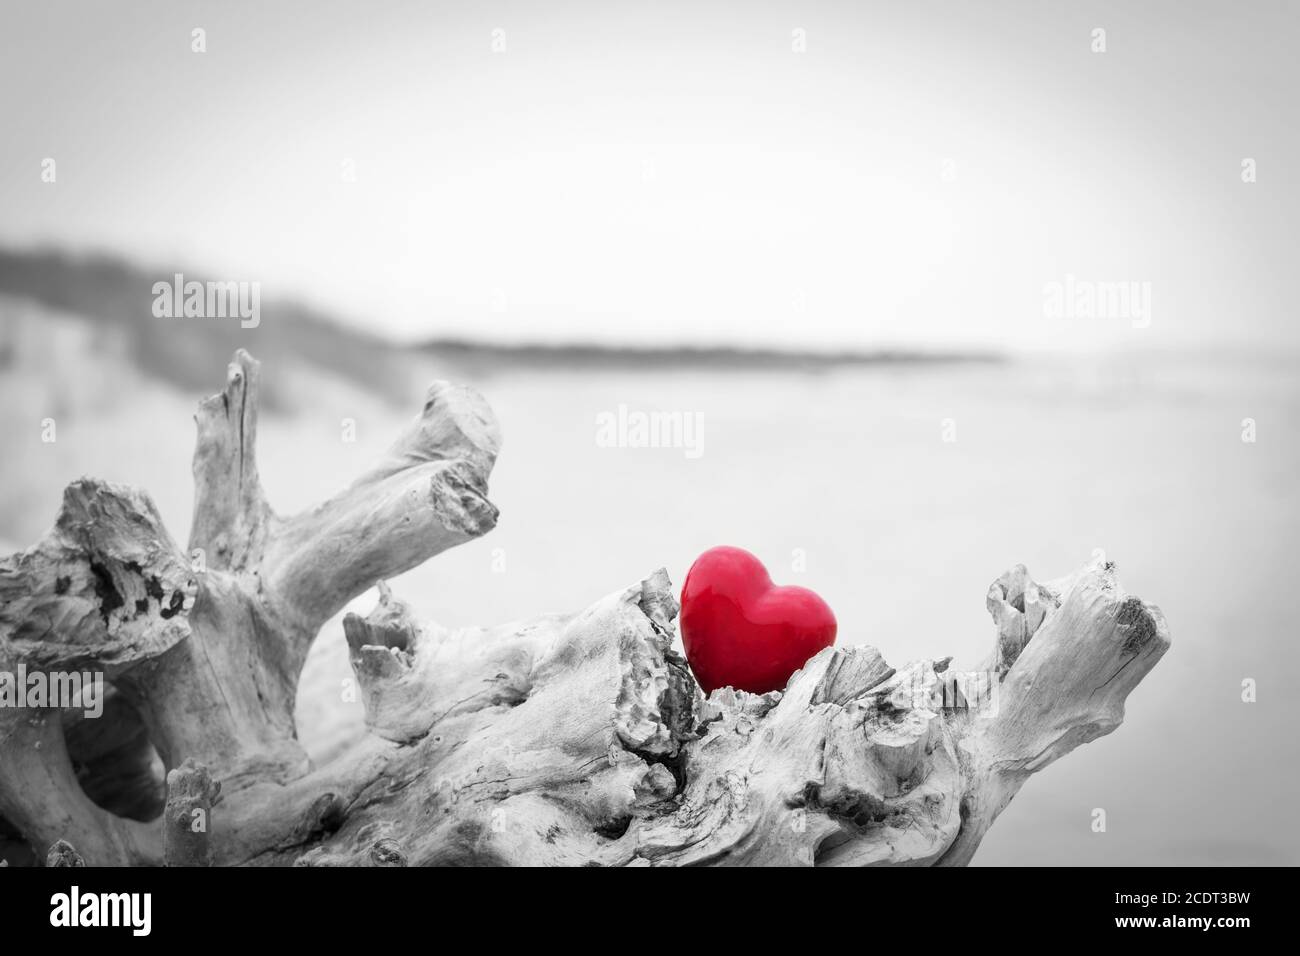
[5,245,1294,380]
[0,246,1009,382]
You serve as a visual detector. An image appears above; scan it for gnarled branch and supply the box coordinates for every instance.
[0,352,1169,867]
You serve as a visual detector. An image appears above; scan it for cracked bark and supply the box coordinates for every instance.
[0,351,1170,866]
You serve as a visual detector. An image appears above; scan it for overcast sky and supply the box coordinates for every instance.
[1,0,1295,351]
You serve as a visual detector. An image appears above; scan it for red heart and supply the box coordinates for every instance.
[680,546,837,695]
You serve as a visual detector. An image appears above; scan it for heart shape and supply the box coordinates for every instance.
[680,546,837,695]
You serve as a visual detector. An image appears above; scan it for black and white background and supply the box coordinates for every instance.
[1,0,1296,869]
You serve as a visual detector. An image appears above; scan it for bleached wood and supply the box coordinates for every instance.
[163,759,219,867]
[0,351,1170,867]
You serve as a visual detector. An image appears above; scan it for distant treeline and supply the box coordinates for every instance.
[0,247,405,408]
[0,247,1002,398]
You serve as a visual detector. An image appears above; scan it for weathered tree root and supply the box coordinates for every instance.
[0,351,1170,866]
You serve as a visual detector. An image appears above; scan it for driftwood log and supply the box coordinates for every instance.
[0,351,1170,866]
